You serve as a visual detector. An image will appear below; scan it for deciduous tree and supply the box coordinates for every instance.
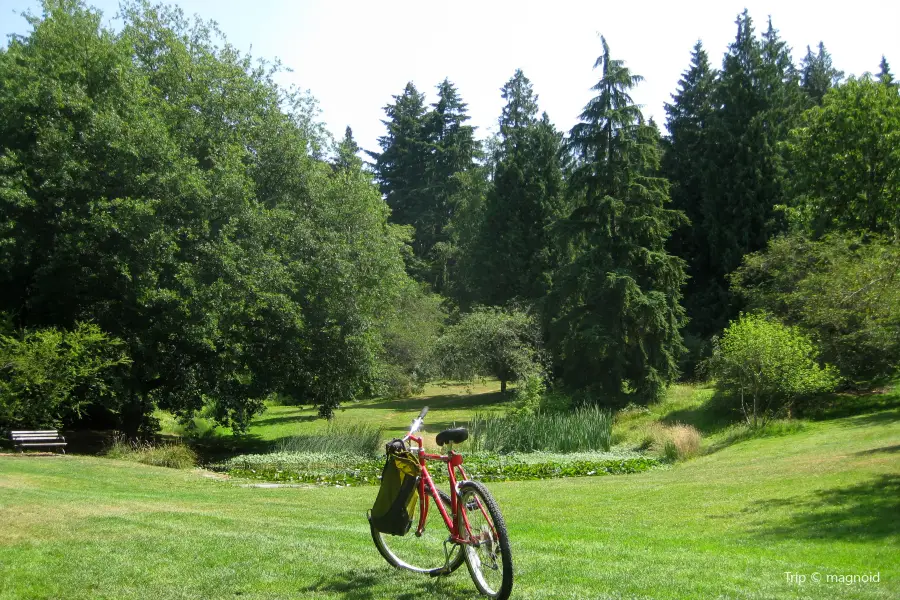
[784,77,900,237]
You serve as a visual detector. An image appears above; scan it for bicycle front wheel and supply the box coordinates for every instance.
[371,488,464,576]
[457,480,513,599]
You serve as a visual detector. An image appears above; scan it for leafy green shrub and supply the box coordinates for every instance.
[735,235,900,384]
[733,233,900,387]
[0,323,130,430]
[705,313,839,426]
[469,404,613,453]
[275,422,383,457]
[106,438,197,469]
[513,373,546,409]
[221,450,659,485]
[507,379,573,417]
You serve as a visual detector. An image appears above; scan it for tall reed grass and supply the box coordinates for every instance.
[105,437,198,469]
[275,422,383,457]
[468,405,613,453]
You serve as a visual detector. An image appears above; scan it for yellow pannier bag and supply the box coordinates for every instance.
[369,441,421,536]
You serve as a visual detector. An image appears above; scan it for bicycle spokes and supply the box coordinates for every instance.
[458,484,511,598]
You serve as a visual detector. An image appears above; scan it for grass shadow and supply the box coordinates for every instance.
[750,474,900,541]
[800,384,900,420]
[305,566,471,600]
[834,409,900,428]
[659,390,740,436]
[853,444,900,456]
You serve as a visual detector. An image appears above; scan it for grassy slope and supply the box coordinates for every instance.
[616,382,900,448]
[2,408,898,599]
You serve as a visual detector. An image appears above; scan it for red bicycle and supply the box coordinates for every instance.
[370,407,514,599]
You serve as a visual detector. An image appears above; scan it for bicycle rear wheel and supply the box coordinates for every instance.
[371,488,464,575]
[457,480,513,599]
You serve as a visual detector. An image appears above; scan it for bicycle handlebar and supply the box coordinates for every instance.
[405,406,429,439]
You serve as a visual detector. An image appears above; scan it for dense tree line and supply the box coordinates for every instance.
[1,1,897,432]
[372,11,898,400]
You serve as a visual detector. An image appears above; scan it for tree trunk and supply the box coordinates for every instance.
[753,392,758,428]
[500,379,507,393]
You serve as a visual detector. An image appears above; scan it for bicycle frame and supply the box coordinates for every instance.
[404,432,497,546]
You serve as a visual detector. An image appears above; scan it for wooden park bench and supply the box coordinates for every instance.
[10,430,67,454]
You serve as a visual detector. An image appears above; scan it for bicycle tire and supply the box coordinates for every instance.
[457,480,513,599]
[371,488,465,576]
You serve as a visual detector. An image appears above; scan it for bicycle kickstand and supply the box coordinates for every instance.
[429,538,457,577]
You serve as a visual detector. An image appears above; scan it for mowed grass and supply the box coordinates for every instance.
[2,408,898,599]
[160,380,515,450]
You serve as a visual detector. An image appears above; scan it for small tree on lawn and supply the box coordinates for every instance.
[706,313,838,426]
[435,306,544,393]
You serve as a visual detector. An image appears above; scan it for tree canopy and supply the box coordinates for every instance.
[784,77,900,238]
[0,0,409,427]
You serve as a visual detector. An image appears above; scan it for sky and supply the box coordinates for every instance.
[2,0,898,156]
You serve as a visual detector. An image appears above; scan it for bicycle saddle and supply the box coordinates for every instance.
[435,427,468,446]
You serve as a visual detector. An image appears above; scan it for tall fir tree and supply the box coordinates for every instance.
[371,80,478,290]
[420,79,479,290]
[662,41,716,308]
[471,70,564,305]
[760,18,804,140]
[693,11,801,335]
[334,126,362,172]
[368,82,430,240]
[549,37,687,405]
[800,42,843,104]
[878,56,896,86]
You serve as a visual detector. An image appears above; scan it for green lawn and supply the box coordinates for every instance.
[2,406,898,599]
[160,380,515,450]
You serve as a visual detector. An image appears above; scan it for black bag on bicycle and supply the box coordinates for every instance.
[369,439,421,536]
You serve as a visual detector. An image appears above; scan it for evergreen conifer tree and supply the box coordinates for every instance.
[420,78,478,281]
[800,42,843,104]
[335,126,362,171]
[369,82,430,237]
[662,41,716,301]
[694,12,801,334]
[371,80,478,290]
[549,37,687,405]
[472,70,564,305]
[878,56,896,86]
